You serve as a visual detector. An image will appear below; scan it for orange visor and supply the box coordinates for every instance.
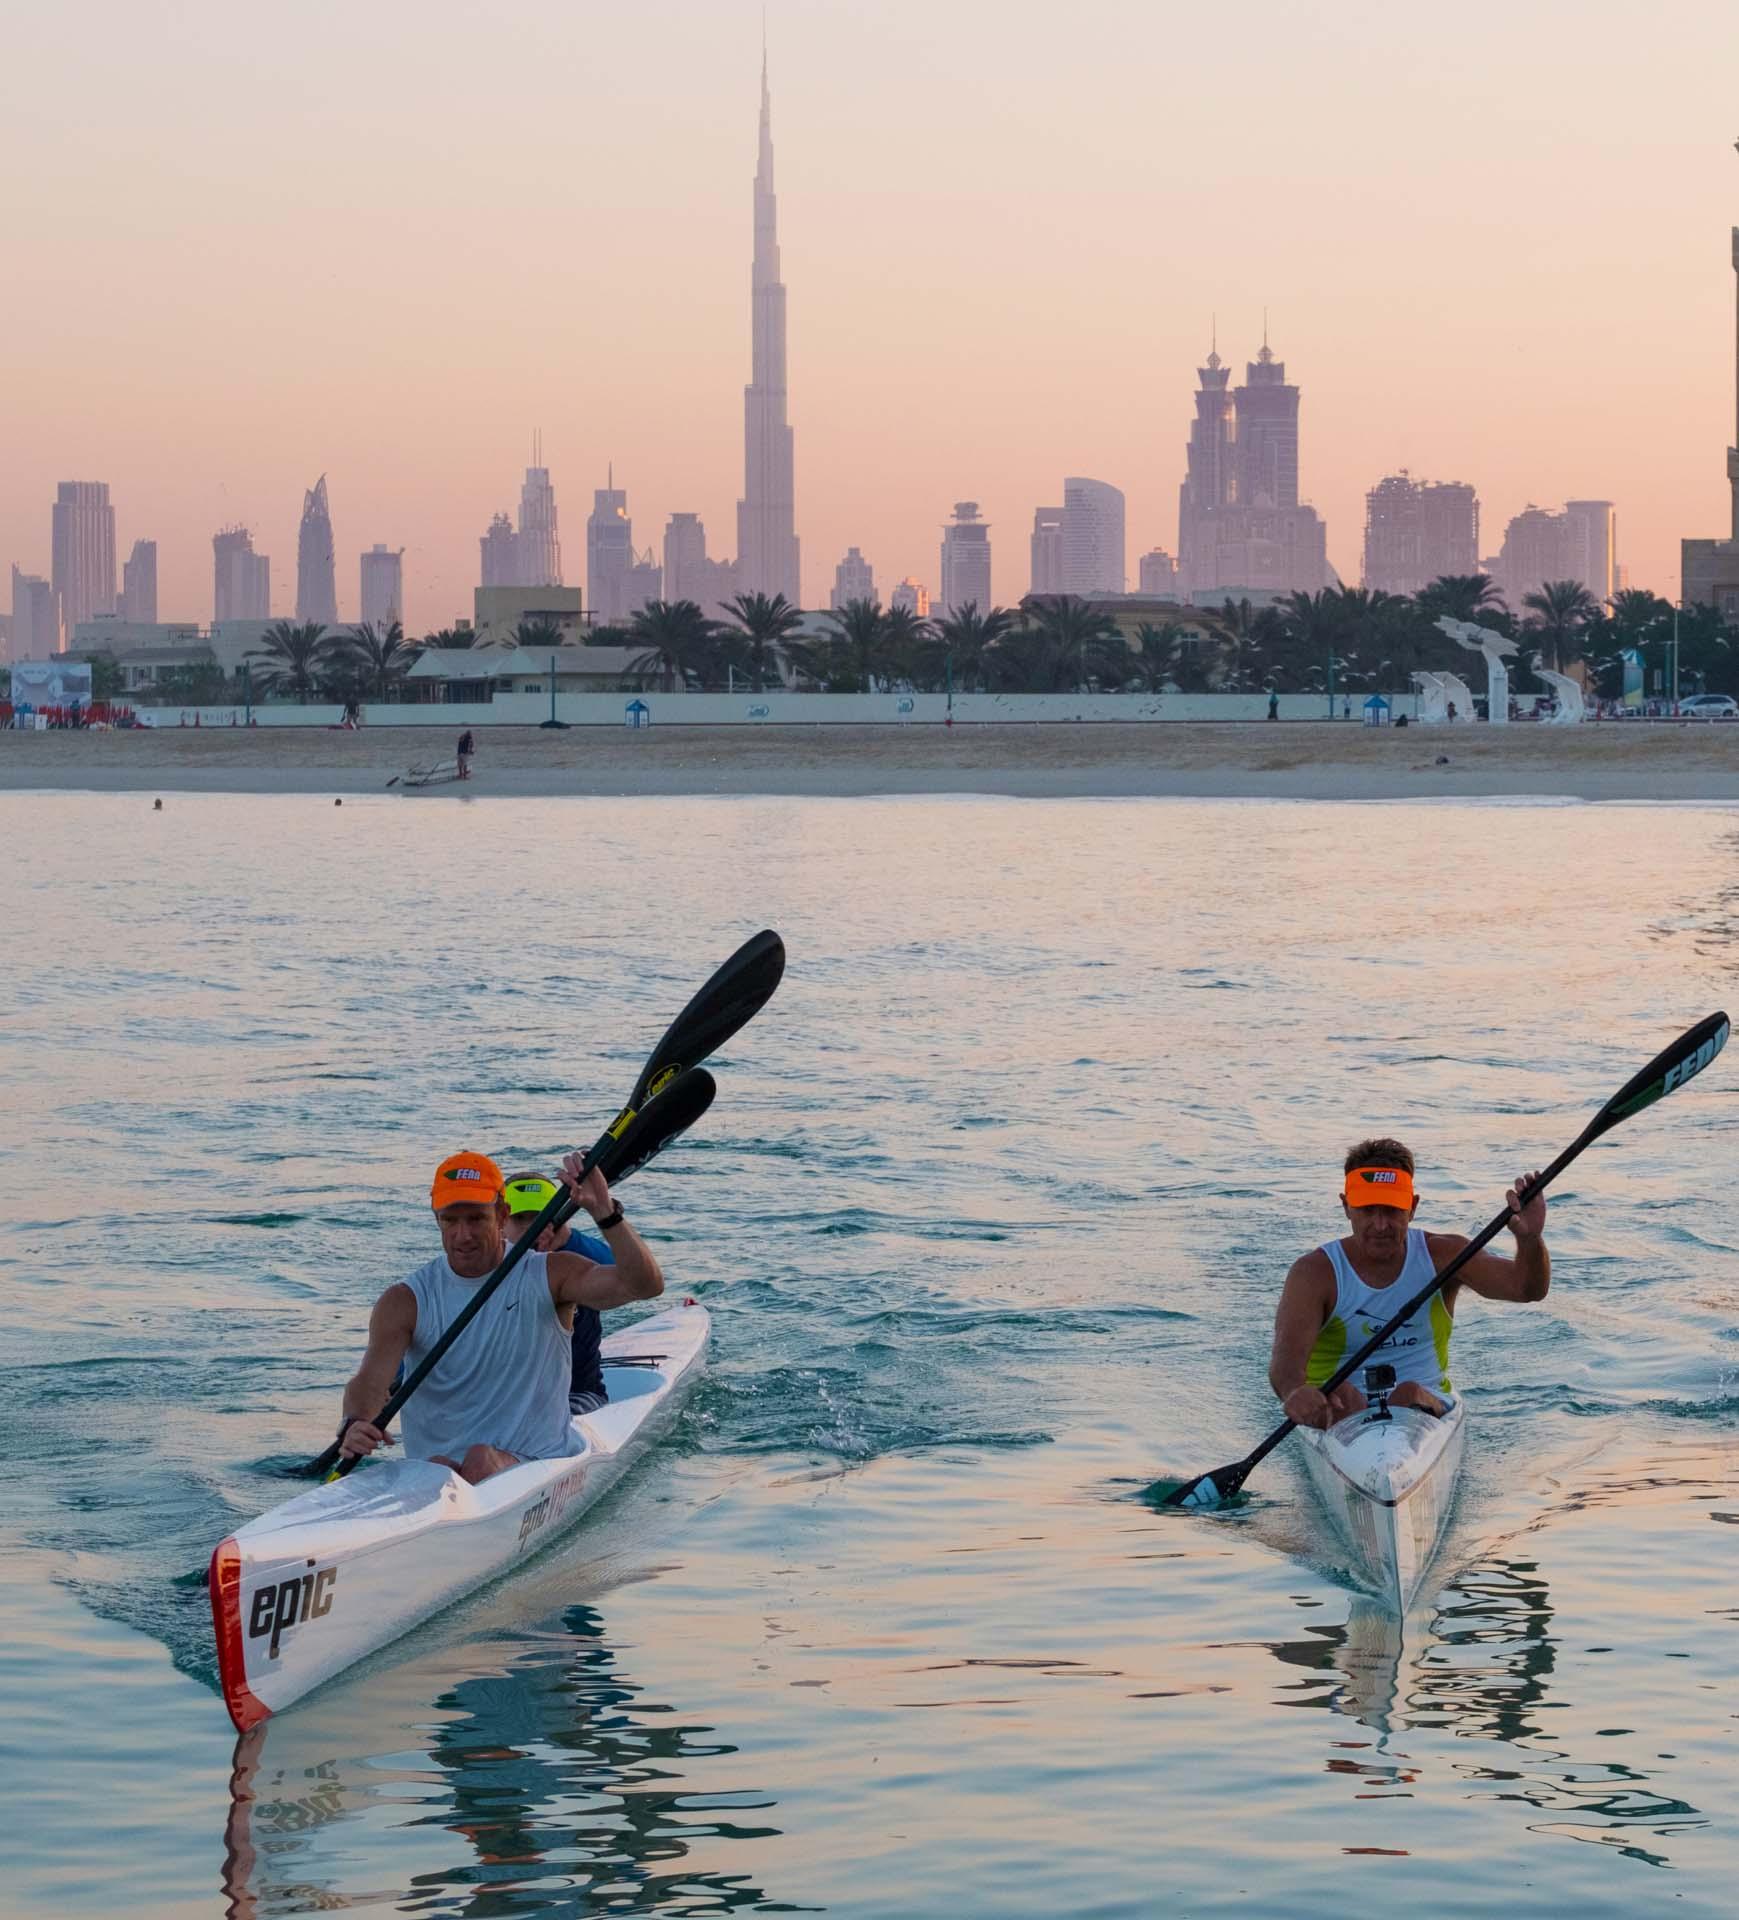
[431,1150,505,1211]
[1344,1165,1415,1209]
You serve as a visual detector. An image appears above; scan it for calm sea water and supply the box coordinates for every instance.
[1,790,1736,1918]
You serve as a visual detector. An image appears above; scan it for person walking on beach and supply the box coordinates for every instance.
[456,728,475,779]
[1267,691,1279,721]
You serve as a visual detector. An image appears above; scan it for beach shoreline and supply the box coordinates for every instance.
[6,721,1739,802]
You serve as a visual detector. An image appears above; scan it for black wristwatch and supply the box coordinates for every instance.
[593,1203,625,1232]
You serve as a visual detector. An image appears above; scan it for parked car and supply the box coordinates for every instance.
[1678,694,1739,718]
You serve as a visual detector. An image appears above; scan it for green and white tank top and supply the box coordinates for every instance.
[1306,1228,1453,1395]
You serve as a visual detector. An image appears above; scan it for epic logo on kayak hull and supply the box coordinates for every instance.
[248,1559,337,1659]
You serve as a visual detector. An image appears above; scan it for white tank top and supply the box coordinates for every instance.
[398,1251,580,1465]
[1307,1227,1454,1396]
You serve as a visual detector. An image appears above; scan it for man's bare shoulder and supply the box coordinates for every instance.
[1424,1230,1470,1262]
[1284,1245,1335,1292]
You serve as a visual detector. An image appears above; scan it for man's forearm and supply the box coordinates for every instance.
[1514,1235,1550,1301]
[598,1218,663,1297]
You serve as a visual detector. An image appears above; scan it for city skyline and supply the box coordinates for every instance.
[2,1,1736,633]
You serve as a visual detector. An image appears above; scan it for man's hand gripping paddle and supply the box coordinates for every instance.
[1158,1010,1729,1512]
[303,929,785,1480]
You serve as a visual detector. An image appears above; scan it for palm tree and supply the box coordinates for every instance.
[421,625,478,650]
[1125,621,1178,692]
[250,620,335,703]
[1416,573,1507,625]
[1160,621,1215,693]
[722,591,803,690]
[511,617,565,652]
[1521,579,1600,672]
[1282,589,1351,697]
[1022,595,1123,690]
[931,602,1014,692]
[1217,598,1261,691]
[879,604,933,686]
[627,599,716,691]
[343,621,418,699]
[807,598,887,692]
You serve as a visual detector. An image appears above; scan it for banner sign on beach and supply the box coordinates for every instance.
[11,659,93,707]
[1622,648,1644,712]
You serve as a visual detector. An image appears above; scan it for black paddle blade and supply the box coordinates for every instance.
[633,930,785,1108]
[1596,1011,1729,1134]
[1158,1459,1252,1511]
[594,1067,716,1183]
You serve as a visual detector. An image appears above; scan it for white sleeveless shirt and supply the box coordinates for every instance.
[398,1251,580,1465]
[1307,1227,1454,1396]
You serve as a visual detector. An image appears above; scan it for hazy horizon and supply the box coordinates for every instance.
[5,0,1738,633]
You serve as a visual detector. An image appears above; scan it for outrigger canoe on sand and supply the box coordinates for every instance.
[395,757,467,790]
[210,1303,709,1731]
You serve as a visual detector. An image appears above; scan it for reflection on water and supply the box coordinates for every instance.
[1263,1549,1712,1873]
[221,1605,804,1917]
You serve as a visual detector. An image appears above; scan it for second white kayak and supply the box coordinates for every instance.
[1295,1396,1466,1611]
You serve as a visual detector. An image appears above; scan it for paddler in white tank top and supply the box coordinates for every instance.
[333,1148,665,1485]
[1268,1137,1551,1431]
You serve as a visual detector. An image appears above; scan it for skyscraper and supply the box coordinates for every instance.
[517,435,563,587]
[121,539,157,623]
[1030,507,1067,594]
[360,544,404,630]
[1177,333,1328,598]
[1681,222,1739,617]
[736,53,800,606]
[1176,342,1236,592]
[51,480,116,646]
[1062,479,1125,593]
[1493,501,1617,608]
[890,578,930,617]
[10,566,56,659]
[1233,343,1299,509]
[1563,500,1617,605]
[831,547,875,609]
[1030,484,1124,596]
[214,526,271,622]
[661,514,737,615]
[940,503,992,614]
[1138,548,1178,594]
[587,476,634,624]
[1363,474,1480,594]
[296,475,337,626]
[480,512,518,588]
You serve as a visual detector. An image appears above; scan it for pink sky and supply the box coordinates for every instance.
[4,0,1738,633]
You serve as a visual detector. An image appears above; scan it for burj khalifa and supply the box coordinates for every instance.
[735,54,800,607]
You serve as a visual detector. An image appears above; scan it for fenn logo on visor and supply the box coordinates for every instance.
[1346,1165,1414,1208]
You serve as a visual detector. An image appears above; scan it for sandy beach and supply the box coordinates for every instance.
[6,720,1739,801]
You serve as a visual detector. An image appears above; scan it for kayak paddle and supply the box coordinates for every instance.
[1159,1009,1729,1512]
[303,926,785,1478]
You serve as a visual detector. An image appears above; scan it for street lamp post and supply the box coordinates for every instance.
[1672,604,1681,710]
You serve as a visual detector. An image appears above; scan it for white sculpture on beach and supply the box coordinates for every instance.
[1530,662,1586,725]
[1436,617,1519,726]
[1412,672,1451,723]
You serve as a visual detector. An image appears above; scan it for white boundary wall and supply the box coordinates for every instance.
[137,690,1424,729]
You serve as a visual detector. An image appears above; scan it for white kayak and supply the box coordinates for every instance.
[1295,1396,1465,1611]
[210,1303,709,1731]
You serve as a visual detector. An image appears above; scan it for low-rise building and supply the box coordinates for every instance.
[405,643,650,703]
